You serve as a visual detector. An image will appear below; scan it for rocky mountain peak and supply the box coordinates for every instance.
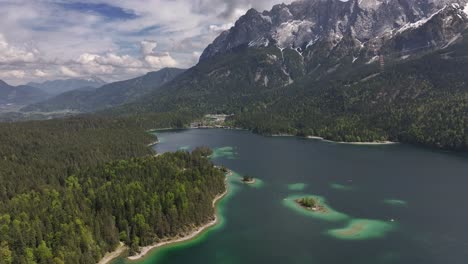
[200,0,468,61]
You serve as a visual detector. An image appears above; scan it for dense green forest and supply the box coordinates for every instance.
[0,117,225,263]
[231,50,468,150]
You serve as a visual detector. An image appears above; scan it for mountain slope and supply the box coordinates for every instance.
[23,68,185,113]
[110,0,467,150]
[0,80,49,106]
[27,77,106,95]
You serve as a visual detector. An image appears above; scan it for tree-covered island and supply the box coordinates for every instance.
[295,197,326,213]
[242,175,256,184]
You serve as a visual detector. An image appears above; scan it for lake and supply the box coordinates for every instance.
[113,128,468,264]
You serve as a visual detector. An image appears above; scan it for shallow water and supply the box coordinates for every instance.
[114,129,468,264]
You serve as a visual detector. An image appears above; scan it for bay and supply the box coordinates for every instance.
[114,129,468,264]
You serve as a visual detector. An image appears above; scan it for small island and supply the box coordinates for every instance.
[282,194,349,221]
[295,197,326,213]
[241,175,256,184]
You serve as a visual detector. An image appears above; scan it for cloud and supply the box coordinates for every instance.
[0,0,293,85]
[60,66,80,77]
[140,40,157,55]
[209,23,234,33]
[34,69,48,77]
[144,52,178,68]
[77,52,142,68]
[0,34,39,64]
[0,70,26,79]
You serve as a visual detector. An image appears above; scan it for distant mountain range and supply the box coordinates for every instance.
[27,77,106,95]
[0,80,49,106]
[4,0,468,150]
[23,68,185,113]
[107,0,468,150]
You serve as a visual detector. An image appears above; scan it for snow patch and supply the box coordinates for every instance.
[267,54,278,61]
[366,56,379,64]
[273,20,315,49]
[264,75,269,87]
[281,67,294,86]
[464,3,468,15]
[397,5,447,34]
[249,37,270,48]
[306,36,320,49]
[255,71,262,82]
[261,14,272,23]
[442,33,462,48]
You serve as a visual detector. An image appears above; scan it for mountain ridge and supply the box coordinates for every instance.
[201,0,468,62]
[22,68,185,113]
[0,80,49,106]
[106,0,467,151]
[27,76,106,95]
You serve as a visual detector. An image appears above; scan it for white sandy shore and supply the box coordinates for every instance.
[338,141,398,145]
[147,128,174,132]
[98,242,126,264]
[271,134,294,137]
[242,179,256,184]
[306,136,397,145]
[147,140,159,147]
[127,188,228,261]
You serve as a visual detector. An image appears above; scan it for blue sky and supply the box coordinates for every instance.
[0,0,293,85]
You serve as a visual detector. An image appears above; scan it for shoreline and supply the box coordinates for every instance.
[148,126,398,145]
[305,136,398,145]
[147,140,159,147]
[97,179,228,264]
[98,242,126,264]
[127,185,228,261]
[242,179,256,185]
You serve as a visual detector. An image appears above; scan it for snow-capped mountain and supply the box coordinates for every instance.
[201,0,468,61]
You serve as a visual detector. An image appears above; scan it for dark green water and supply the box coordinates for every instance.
[114,129,468,264]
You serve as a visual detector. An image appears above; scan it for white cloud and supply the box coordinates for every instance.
[0,34,38,64]
[78,52,142,68]
[34,69,48,77]
[0,0,293,84]
[209,23,234,33]
[0,70,26,79]
[60,66,80,78]
[140,40,158,55]
[144,52,178,68]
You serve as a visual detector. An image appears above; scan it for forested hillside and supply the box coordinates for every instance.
[233,46,468,150]
[109,31,468,151]
[0,117,225,263]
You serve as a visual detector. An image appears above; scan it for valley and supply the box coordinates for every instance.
[0,1,467,263]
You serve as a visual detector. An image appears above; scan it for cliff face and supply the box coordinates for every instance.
[201,0,468,62]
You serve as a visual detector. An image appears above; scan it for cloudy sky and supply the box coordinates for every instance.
[0,0,294,85]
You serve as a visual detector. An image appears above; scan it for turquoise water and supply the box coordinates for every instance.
[114,128,468,264]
